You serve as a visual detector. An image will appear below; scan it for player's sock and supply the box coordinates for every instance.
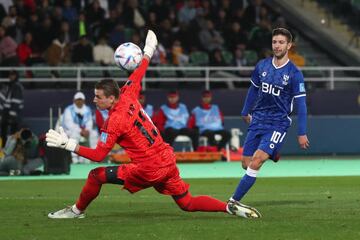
[174,192,227,212]
[232,167,258,201]
[71,204,82,215]
[76,167,107,211]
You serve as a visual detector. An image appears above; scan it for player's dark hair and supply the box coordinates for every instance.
[272,28,293,43]
[95,79,120,99]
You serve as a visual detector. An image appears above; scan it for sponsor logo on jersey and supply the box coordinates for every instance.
[261,71,267,77]
[299,83,305,92]
[100,132,108,143]
[261,82,280,96]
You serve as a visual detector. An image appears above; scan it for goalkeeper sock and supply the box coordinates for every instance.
[76,167,107,211]
[174,192,226,212]
[232,167,258,201]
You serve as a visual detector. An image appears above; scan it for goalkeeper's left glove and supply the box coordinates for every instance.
[46,127,77,152]
[143,30,158,59]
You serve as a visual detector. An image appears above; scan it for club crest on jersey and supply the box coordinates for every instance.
[100,132,108,143]
[261,72,267,77]
[282,74,289,85]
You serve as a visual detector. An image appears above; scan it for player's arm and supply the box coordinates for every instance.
[127,30,158,88]
[241,63,261,123]
[292,71,310,149]
[241,85,258,124]
[45,127,115,162]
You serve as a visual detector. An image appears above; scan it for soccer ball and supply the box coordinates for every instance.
[114,42,143,71]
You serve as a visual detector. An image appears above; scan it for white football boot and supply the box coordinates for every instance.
[48,206,85,219]
[226,199,262,219]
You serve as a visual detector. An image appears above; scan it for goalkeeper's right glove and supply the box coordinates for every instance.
[46,127,77,152]
[143,30,158,59]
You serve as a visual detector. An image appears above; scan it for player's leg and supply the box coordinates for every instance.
[48,166,124,219]
[231,129,262,202]
[231,149,269,202]
[215,129,231,150]
[163,127,179,146]
[173,191,226,212]
[173,191,261,218]
[179,127,199,150]
[231,129,287,202]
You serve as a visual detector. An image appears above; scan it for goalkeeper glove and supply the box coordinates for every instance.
[143,30,158,59]
[46,127,77,152]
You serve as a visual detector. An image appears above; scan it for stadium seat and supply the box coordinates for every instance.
[84,63,104,78]
[181,63,204,77]
[109,68,128,78]
[32,63,53,78]
[174,135,194,152]
[222,50,234,65]
[58,63,78,78]
[243,50,258,66]
[190,51,209,66]
[157,64,177,78]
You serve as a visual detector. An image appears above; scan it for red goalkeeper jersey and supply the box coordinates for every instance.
[78,59,175,167]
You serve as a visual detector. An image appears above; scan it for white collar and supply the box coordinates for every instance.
[272,57,289,69]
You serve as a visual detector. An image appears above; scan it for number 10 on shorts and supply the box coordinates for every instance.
[270,131,286,144]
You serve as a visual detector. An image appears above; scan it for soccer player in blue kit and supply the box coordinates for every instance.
[228,28,310,209]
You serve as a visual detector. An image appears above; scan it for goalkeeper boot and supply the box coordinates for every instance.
[48,206,85,219]
[226,199,261,219]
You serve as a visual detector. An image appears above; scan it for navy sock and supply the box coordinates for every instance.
[232,174,256,201]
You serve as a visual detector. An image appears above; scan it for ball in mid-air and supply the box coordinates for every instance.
[114,42,143,71]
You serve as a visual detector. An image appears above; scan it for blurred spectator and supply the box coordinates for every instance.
[242,0,265,28]
[225,22,248,52]
[210,49,227,66]
[0,128,43,176]
[0,26,19,68]
[150,42,167,66]
[214,9,230,34]
[148,0,170,24]
[171,40,189,66]
[188,90,230,151]
[288,43,306,67]
[17,32,33,65]
[36,16,56,53]
[154,90,199,150]
[123,0,146,29]
[138,91,154,118]
[85,0,105,40]
[73,11,91,40]
[101,9,123,37]
[61,92,98,163]
[2,5,17,32]
[248,19,272,52]
[158,19,175,49]
[178,0,197,25]
[233,47,247,67]
[93,36,114,66]
[108,23,125,49]
[0,70,24,146]
[59,21,75,44]
[62,0,77,24]
[45,35,70,67]
[199,19,224,52]
[71,35,93,63]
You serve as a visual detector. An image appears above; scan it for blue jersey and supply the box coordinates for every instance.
[249,57,306,130]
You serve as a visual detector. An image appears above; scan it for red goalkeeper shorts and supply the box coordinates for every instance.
[118,162,189,196]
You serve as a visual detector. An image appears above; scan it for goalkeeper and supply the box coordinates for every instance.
[46,30,261,219]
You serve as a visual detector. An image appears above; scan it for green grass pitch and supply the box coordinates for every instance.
[1,177,360,240]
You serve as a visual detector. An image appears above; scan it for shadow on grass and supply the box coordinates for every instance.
[251,200,315,207]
